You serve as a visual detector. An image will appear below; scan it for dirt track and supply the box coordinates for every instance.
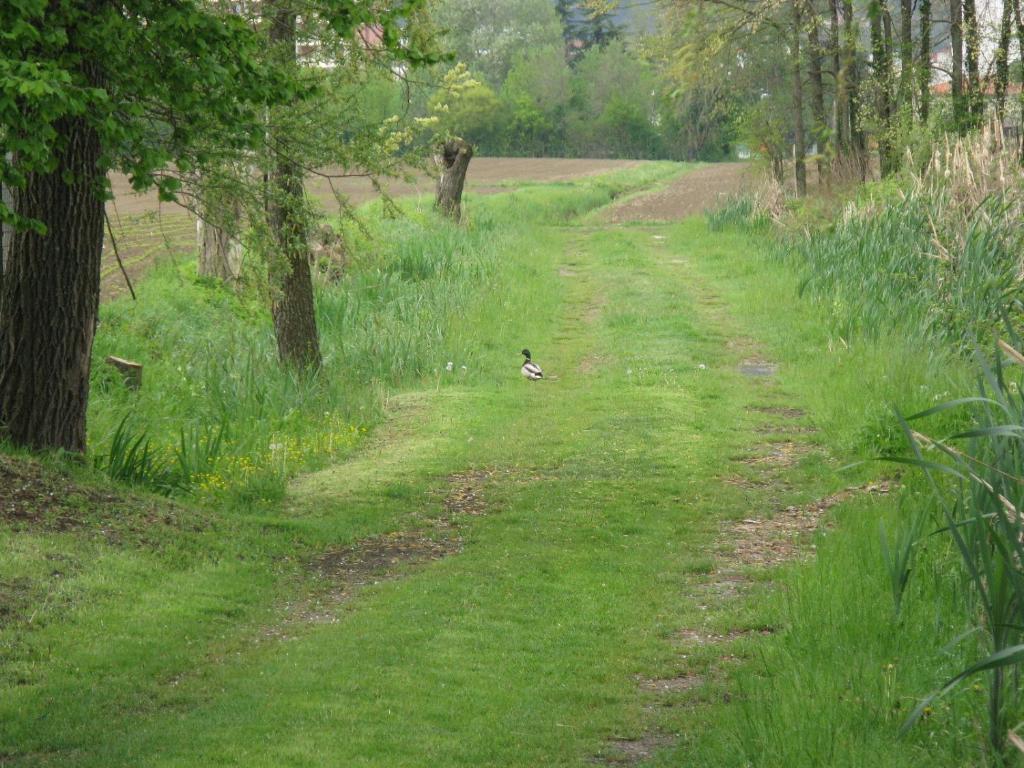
[101,157,645,301]
[599,163,751,223]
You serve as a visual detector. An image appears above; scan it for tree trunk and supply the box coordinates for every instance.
[197,200,243,284]
[870,0,896,175]
[963,0,982,123]
[434,138,474,222]
[0,115,105,452]
[898,0,914,107]
[808,10,831,187]
[843,0,868,178]
[951,0,965,132]
[1013,0,1024,157]
[995,0,1013,121]
[0,160,13,290]
[267,2,321,371]
[918,0,932,122]
[792,0,808,197]
[830,0,847,150]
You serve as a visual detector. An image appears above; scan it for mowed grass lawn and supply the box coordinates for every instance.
[1,171,980,766]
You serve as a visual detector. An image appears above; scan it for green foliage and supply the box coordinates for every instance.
[0,1,439,232]
[433,0,565,86]
[96,417,175,492]
[432,78,506,149]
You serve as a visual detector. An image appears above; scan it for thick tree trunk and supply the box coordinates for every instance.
[0,115,105,452]
[434,138,474,222]
[808,11,831,187]
[951,0,965,132]
[995,0,1013,120]
[792,1,808,197]
[268,160,320,371]
[267,2,321,371]
[918,0,932,122]
[197,201,242,284]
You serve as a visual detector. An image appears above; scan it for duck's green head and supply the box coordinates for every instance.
[521,349,531,359]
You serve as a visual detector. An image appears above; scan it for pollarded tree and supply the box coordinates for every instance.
[0,0,431,453]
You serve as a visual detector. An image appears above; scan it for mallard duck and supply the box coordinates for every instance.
[521,349,543,380]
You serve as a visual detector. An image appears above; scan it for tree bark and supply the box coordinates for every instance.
[843,0,868,178]
[0,160,13,290]
[963,0,982,123]
[267,2,321,371]
[995,0,1013,121]
[0,114,105,452]
[1013,0,1024,156]
[830,0,847,150]
[898,0,914,107]
[870,0,896,175]
[808,10,831,187]
[950,0,965,132]
[918,0,932,122]
[197,199,243,284]
[792,0,808,197]
[434,138,474,222]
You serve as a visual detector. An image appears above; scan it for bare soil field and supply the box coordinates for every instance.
[101,157,645,301]
[599,162,751,223]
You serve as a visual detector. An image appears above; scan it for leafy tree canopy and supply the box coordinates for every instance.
[0,0,432,233]
[433,0,564,86]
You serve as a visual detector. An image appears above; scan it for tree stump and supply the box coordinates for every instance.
[434,138,474,223]
[105,356,143,390]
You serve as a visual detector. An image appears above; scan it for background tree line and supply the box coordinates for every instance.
[414,0,1024,183]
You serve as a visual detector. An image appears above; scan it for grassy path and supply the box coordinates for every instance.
[10,180,932,766]
[61,214,840,767]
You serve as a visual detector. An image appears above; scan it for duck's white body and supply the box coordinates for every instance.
[521,359,543,380]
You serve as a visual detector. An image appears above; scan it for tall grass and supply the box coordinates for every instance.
[892,336,1024,757]
[789,124,1024,348]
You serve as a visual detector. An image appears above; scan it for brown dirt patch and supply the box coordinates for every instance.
[313,530,459,587]
[738,359,779,377]
[747,405,806,418]
[442,469,497,516]
[754,424,818,435]
[600,163,750,223]
[276,467,500,634]
[0,453,204,541]
[726,481,893,567]
[592,734,675,765]
[676,626,776,645]
[721,474,779,489]
[637,673,705,692]
[737,441,812,469]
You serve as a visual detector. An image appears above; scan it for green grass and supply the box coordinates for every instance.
[87,161,682,503]
[0,163,1011,767]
